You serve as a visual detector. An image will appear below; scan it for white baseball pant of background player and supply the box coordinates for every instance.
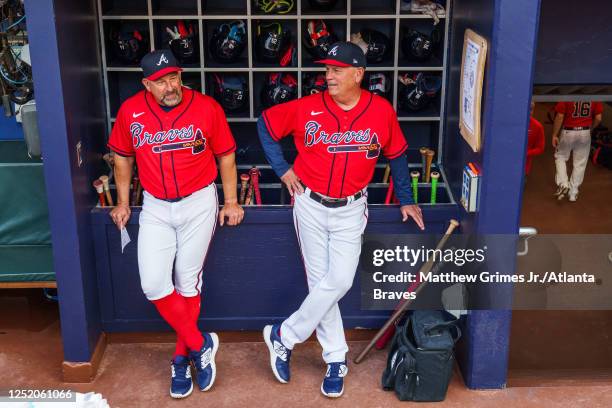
[554,128,591,198]
[138,183,218,300]
[280,186,368,364]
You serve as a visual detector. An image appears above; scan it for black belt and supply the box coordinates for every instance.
[563,126,590,131]
[159,194,192,203]
[307,188,364,208]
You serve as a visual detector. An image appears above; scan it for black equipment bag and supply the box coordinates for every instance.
[381,310,461,402]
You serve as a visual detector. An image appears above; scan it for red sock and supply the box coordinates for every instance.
[174,294,202,357]
[152,291,203,352]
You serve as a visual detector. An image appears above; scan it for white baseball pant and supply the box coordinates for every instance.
[280,187,368,364]
[138,183,218,301]
[554,129,591,196]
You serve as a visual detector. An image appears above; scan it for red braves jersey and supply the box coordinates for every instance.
[108,87,236,200]
[262,90,408,198]
[555,101,603,128]
[525,117,544,175]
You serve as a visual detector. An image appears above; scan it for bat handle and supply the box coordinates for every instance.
[239,174,249,205]
[420,147,428,181]
[382,163,391,184]
[410,171,420,204]
[430,171,440,204]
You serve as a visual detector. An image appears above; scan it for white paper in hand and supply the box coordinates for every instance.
[121,227,131,253]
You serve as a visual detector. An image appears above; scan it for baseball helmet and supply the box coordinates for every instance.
[302,73,327,95]
[262,73,297,107]
[255,22,290,64]
[110,29,147,64]
[364,72,391,98]
[303,20,338,60]
[212,74,248,112]
[398,72,442,112]
[166,21,198,64]
[209,20,247,63]
[401,26,442,62]
[307,0,338,11]
[358,28,391,64]
[254,0,295,14]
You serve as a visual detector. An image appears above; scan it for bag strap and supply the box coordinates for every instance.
[423,320,462,342]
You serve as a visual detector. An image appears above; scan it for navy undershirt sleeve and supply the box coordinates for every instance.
[389,154,415,205]
[257,116,291,178]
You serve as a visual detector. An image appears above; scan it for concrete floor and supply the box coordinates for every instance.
[508,104,612,377]
[2,290,612,407]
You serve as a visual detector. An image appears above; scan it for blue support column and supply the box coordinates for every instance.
[459,0,542,389]
[25,0,105,362]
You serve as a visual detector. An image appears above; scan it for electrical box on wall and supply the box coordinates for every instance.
[461,162,480,213]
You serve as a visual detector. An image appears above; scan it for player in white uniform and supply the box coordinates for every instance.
[257,42,424,397]
[552,101,603,201]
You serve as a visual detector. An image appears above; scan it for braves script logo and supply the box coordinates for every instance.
[329,45,339,56]
[130,122,206,155]
[304,120,381,159]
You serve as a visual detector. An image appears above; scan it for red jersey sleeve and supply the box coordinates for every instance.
[209,100,236,157]
[554,102,569,116]
[107,106,135,157]
[382,105,408,159]
[261,99,299,141]
[592,102,604,116]
[527,118,545,157]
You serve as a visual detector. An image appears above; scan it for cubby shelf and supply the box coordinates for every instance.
[99,0,453,205]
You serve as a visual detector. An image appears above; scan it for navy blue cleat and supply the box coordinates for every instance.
[189,332,219,392]
[170,355,193,399]
[321,361,348,398]
[263,324,291,383]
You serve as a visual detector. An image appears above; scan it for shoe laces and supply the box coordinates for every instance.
[171,360,191,379]
[326,362,347,378]
[273,340,291,362]
[196,347,212,370]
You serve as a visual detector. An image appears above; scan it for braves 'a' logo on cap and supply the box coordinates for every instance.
[157,53,169,66]
[329,45,339,56]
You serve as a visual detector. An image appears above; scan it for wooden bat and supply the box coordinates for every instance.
[135,179,143,206]
[245,181,254,206]
[354,219,460,364]
[93,180,106,207]
[425,149,435,183]
[99,175,113,206]
[382,163,391,184]
[249,167,261,205]
[420,147,428,181]
[131,176,140,206]
[239,173,250,205]
[102,152,115,177]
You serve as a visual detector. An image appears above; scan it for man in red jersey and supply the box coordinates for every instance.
[107,50,243,398]
[551,101,602,201]
[525,101,545,176]
[258,42,424,398]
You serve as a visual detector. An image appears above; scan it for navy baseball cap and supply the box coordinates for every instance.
[141,50,182,81]
[315,41,367,68]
